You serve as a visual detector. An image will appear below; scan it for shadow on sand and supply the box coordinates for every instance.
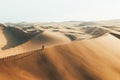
[1,27,39,50]
[110,32,120,39]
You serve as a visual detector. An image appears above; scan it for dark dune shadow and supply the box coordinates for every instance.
[64,34,76,41]
[8,50,63,80]
[110,32,120,39]
[36,54,63,80]
[1,27,39,50]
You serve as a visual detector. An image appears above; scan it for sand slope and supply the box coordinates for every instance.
[0,34,120,80]
[0,29,71,58]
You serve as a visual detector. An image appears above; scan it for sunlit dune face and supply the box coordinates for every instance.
[0,24,5,30]
[0,29,7,50]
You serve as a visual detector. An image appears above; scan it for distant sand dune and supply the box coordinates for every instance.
[64,34,77,40]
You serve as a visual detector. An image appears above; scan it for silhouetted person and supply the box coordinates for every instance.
[42,45,44,50]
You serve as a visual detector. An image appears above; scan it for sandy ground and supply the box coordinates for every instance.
[0,23,120,80]
[0,34,120,80]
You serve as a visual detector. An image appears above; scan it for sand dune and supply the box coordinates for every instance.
[0,27,71,58]
[0,33,120,80]
[0,23,120,80]
[0,25,40,50]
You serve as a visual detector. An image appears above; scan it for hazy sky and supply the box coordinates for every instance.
[0,0,120,22]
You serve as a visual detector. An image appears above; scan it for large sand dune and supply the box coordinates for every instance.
[0,26,71,58]
[0,23,120,80]
[0,33,120,80]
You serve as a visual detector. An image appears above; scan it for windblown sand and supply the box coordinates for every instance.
[0,23,120,80]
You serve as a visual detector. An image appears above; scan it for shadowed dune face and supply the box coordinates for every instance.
[2,27,31,50]
[1,27,39,50]
[0,34,120,80]
[64,34,77,40]
[110,32,120,39]
[81,27,108,38]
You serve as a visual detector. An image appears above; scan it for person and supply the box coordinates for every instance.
[42,45,44,50]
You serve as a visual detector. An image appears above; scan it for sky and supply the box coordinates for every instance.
[0,0,120,22]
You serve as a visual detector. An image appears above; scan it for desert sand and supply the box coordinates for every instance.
[0,21,120,80]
